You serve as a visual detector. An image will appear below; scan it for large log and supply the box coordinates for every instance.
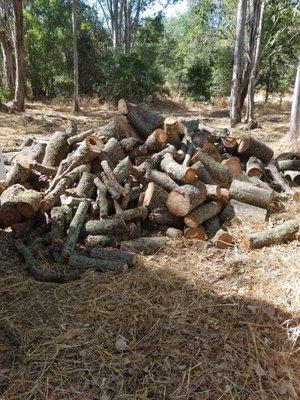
[143,182,168,211]
[6,156,31,187]
[61,200,90,258]
[166,183,207,217]
[0,184,25,226]
[243,219,299,249]
[97,115,139,141]
[160,153,196,184]
[103,137,125,167]
[150,145,177,169]
[205,184,221,200]
[164,117,182,147]
[90,247,138,266]
[184,201,222,228]
[192,149,231,188]
[113,156,133,183]
[83,218,128,235]
[238,137,274,164]
[277,159,300,172]
[42,131,69,167]
[131,128,167,156]
[29,161,57,177]
[76,172,95,198]
[229,179,274,209]
[16,189,42,218]
[145,170,179,192]
[219,199,267,225]
[149,209,183,229]
[121,236,166,255]
[246,156,264,177]
[221,156,242,178]
[191,161,215,184]
[266,163,294,194]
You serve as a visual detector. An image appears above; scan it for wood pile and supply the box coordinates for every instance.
[0,99,299,282]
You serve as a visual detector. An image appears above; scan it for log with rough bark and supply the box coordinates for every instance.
[83,218,128,235]
[120,137,142,152]
[191,161,215,184]
[112,206,148,222]
[277,159,300,172]
[62,200,90,258]
[192,149,232,188]
[121,236,166,254]
[6,156,31,187]
[238,137,274,164]
[101,160,126,200]
[61,196,92,208]
[84,235,115,249]
[2,137,35,153]
[66,120,77,136]
[246,156,264,177]
[219,199,267,225]
[76,172,95,198]
[16,189,42,218]
[220,188,230,205]
[97,115,139,141]
[200,123,229,138]
[103,137,125,166]
[160,153,196,184]
[205,184,221,200]
[113,157,133,183]
[229,179,274,209]
[143,182,168,211]
[184,226,207,240]
[131,129,167,156]
[151,145,177,168]
[145,169,179,192]
[149,209,183,229]
[265,163,294,194]
[42,131,70,167]
[50,206,66,262]
[94,176,109,218]
[203,216,233,248]
[201,141,223,163]
[90,247,138,266]
[166,183,207,217]
[29,161,57,177]
[221,137,237,154]
[222,156,242,178]
[0,184,25,226]
[69,253,127,272]
[184,201,222,228]
[243,219,299,249]
[164,117,182,146]
[67,129,94,147]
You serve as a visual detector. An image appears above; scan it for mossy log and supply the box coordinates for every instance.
[113,157,133,183]
[121,236,166,254]
[166,183,207,217]
[184,201,222,228]
[243,219,299,249]
[229,179,274,209]
[191,161,215,184]
[62,200,90,258]
[203,216,233,249]
[149,209,183,229]
[42,131,69,167]
[238,137,274,164]
[184,226,207,240]
[192,149,231,188]
[145,169,179,192]
[164,117,182,147]
[277,159,300,172]
[219,199,267,225]
[90,247,138,266]
[160,153,196,184]
[69,253,126,272]
[143,182,168,211]
[76,172,95,198]
[15,239,80,283]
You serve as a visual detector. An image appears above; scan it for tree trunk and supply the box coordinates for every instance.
[0,30,14,89]
[12,0,25,111]
[72,0,80,113]
[289,57,300,147]
[230,0,247,127]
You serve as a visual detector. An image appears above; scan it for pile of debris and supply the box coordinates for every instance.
[0,99,299,282]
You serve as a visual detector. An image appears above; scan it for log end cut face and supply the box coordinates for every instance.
[166,189,192,217]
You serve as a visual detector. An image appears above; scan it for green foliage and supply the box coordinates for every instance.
[211,46,233,97]
[0,83,12,102]
[185,57,212,101]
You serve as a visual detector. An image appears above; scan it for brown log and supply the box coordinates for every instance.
[149,210,183,229]
[192,150,231,188]
[246,156,264,177]
[219,188,230,205]
[67,129,94,147]
[101,160,126,200]
[185,201,222,228]
[94,176,109,218]
[143,182,168,211]
[243,219,299,249]
[16,189,42,218]
[103,137,125,167]
[90,247,138,266]
[164,117,182,146]
[97,115,139,141]
[199,123,229,138]
[166,183,207,217]
[283,170,300,186]
[6,156,31,187]
[120,137,142,152]
[184,226,207,240]
[160,153,196,184]
[61,200,90,258]
[201,141,223,163]
[221,137,237,154]
[165,227,183,238]
[203,216,233,249]
[131,128,167,156]
[205,184,221,200]
[113,156,133,183]
[151,144,177,168]
[238,137,274,164]
[293,191,300,202]
[222,157,242,178]
[277,159,300,171]
[42,131,69,167]
[219,199,267,225]
[266,163,294,194]
[0,184,24,225]
[191,161,215,184]
[229,179,274,209]
[121,236,166,255]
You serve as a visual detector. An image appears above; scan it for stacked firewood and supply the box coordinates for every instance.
[0,99,299,282]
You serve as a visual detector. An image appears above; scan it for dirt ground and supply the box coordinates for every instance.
[0,99,299,399]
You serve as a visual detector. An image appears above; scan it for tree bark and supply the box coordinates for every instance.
[12,0,25,111]
[229,179,274,209]
[72,0,80,113]
[289,57,300,147]
[0,29,14,89]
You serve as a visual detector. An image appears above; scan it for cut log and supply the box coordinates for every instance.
[61,200,90,258]
[16,189,42,218]
[191,161,215,184]
[94,176,109,218]
[243,219,299,249]
[151,145,177,168]
[222,156,242,178]
[184,226,207,240]
[6,156,31,187]
[145,169,178,192]
[90,247,138,266]
[121,236,166,255]
[165,227,183,238]
[113,157,133,183]
[131,128,167,156]
[219,199,267,225]
[205,184,221,200]
[83,218,128,235]
[101,160,126,200]
[97,115,139,141]
[67,129,94,147]
[0,184,24,225]
[61,196,92,208]
[177,116,200,132]
[201,141,223,163]
[266,163,294,194]
[42,131,69,167]
[203,216,233,249]
[164,117,182,146]
[293,191,300,202]
[277,159,300,172]
[221,137,237,154]
[229,179,274,209]
[103,137,125,167]
[246,156,264,177]
[69,253,126,272]
[219,188,230,205]
[166,183,207,217]
[199,123,229,138]
[149,209,183,229]
[50,206,66,262]
[19,140,47,164]
[184,201,222,228]
[284,170,300,185]
[143,182,168,211]
[112,206,148,222]
[192,149,231,188]
[29,161,57,177]
[238,137,274,164]
[84,235,115,249]
[120,137,142,153]
[160,153,196,184]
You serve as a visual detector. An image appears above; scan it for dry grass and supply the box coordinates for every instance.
[0,99,300,399]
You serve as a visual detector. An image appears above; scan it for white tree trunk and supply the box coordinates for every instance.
[72,0,80,113]
[0,30,14,89]
[230,0,247,127]
[289,57,300,146]
[12,0,25,111]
